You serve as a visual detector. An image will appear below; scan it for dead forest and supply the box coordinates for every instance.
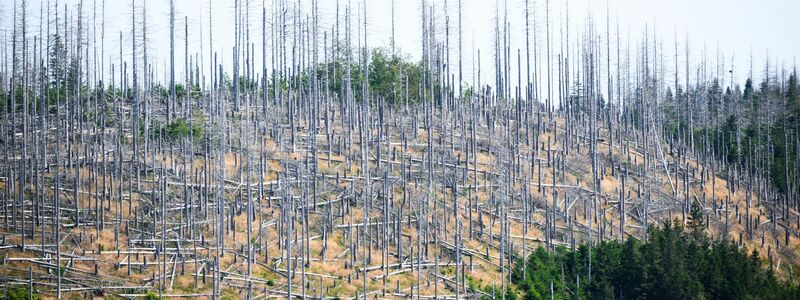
[0,0,799,299]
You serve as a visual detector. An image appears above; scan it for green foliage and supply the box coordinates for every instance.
[48,34,68,87]
[466,275,482,293]
[46,85,68,107]
[478,285,513,300]
[144,118,203,141]
[156,83,201,100]
[237,77,259,93]
[368,48,421,104]
[166,119,202,140]
[5,285,39,300]
[665,75,798,195]
[311,48,435,105]
[510,221,800,299]
[157,85,169,99]
[144,291,159,300]
[687,199,708,244]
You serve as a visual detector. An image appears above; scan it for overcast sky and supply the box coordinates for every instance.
[2,0,799,89]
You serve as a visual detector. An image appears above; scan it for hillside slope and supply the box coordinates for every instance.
[1,94,796,299]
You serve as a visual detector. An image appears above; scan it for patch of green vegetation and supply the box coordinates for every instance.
[572,170,585,183]
[327,281,344,297]
[5,285,39,300]
[509,202,800,299]
[144,291,159,300]
[440,266,454,275]
[257,269,279,286]
[310,47,438,106]
[465,275,482,292]
[165,118,203,140]
[144,118,204,141]
[157,83,201,99]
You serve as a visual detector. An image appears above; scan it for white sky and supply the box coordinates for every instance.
[2,0,799,91]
